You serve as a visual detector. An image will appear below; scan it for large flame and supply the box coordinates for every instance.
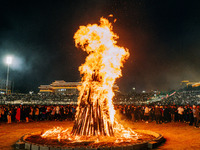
[74,17,129,125]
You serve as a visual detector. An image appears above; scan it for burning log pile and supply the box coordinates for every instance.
[71,71,114,136]
[70,16,130,137]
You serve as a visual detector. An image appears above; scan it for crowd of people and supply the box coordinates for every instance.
[0,89,200,128]
[155,90,200,105]
[113,92,153,105]
[0,105,76,124]
[0,93,78,105]
[1,89,200,106]
[0,103,199,128]
[115,104,200,128]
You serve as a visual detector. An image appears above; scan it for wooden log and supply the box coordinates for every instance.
[71,106,84,134]
[83,107,90,135]
[72,106,87,135]
[86,104,92,135]
[71,78,114,136]
[77,106,87,135]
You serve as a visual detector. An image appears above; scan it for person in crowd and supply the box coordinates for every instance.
[15,106,21,122]
[126,105,132,120]
[189,106,194,126]
[196,106,200,128]
[155,105,162,124]
[12,106,16,122]
[21,105,25,122]
[164,106,171,123]
[184,105,190,123]
[51,106,56,120]
[174,105,178,122]
[68,107,73,121]
[135,106,141,121]
[144,105,150,123]
[40,106,46,121]
[60,106,65,121]
[170,106,175,122]
[149,106,155,122]
[193,105,199,128]
[24,106,31,122]
[34,106,39,121]
[29,106,34,121]
[46,106,51,120]
[177,106,184,122]
[130,106,136,122]
[55,106,60,121]
[160,106,164,123]
[7,108,12,123]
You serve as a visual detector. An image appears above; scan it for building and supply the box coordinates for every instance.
[39,80,119,95]
[181,80,200,88]
[39,80,81,95]
[192,82,200,88]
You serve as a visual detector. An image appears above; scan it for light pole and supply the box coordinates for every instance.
[5,56,12,94]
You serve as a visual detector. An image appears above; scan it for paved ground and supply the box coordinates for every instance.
[0,120,200,150]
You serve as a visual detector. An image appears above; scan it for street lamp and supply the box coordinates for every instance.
[5,56,12,94]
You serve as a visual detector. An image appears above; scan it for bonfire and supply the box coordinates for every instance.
[41,16,139,144]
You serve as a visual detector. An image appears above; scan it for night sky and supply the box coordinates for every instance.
[0,0,200,93]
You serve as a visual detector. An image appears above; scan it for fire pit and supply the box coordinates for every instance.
[15,16,164,150]
[17,129,164,150]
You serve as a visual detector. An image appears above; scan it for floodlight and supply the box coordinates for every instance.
[6,56,13,65]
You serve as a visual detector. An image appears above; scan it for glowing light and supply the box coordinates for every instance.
[6,56,13,65]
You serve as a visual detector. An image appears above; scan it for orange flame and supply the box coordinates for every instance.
[74,17,129,125]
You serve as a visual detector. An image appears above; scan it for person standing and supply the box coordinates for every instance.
[131,106,136,122]
[149,106,155,122]
[60,106,64,121]
[170,106,175,122]
[29,106,34,121]
[177,106,184,122]
[193,105,199,128]
[1,107,6,122]
[55,106,60,121]
[34,106,39,121]
[24,106,30,122]
[7,108,12,123]
[189,106,194,126]
[195,106,200,128]
[15,106,21,122]
[155,105,162,124]
[51,106,56,121]
[144,105,150,123]
[164,106,170,123]
[46,106,51,120]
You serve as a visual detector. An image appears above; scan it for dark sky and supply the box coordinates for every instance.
[0,0,200,93]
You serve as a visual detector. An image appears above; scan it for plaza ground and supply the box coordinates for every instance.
[0,120,200,150]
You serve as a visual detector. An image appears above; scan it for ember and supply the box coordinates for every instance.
[41,16,137,142]
[26,131,155,148]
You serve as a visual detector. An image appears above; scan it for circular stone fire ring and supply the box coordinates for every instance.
[15,130,164,150]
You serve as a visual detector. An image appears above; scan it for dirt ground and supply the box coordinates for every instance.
[0,120,200,150]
